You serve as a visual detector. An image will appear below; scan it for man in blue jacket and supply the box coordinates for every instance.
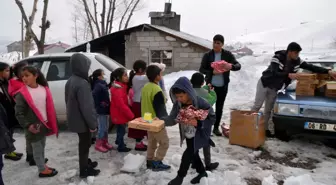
[164,77,216,185]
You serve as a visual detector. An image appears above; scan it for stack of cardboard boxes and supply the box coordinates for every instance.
[295,74,319,96]
[296,73,336,98]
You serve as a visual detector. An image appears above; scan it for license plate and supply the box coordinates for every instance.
[304,122,336,132]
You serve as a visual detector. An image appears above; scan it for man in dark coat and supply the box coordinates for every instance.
[251,42,336,137]
[199,34,241,136]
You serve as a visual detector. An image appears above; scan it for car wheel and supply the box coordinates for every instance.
[274,127,291,142]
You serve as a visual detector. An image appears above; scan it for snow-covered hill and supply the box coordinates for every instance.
[232,21,336,58]
[234,20,336,48]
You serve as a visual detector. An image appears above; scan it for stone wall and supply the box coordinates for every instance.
[125,30,208,73]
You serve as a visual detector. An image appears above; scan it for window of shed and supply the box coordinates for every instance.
[150,50,173,67]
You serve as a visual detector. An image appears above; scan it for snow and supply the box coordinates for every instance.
[262,175,277,185]
[120,153,146,173]
[2,42,336,184]
[284,174,326,185]
[0,49,38,65]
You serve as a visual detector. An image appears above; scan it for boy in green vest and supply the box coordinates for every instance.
[190,72,219,171]
[141,65,170,171]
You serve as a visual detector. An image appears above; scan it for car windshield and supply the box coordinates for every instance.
[287,61,336,90]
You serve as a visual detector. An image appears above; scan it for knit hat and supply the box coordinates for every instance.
[287,42,302,52]
[149,62,166,72]
[213,34,224,44]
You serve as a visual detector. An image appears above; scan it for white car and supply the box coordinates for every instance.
[14,52,123,123]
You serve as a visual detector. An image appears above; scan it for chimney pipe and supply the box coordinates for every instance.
[164,2,171,14]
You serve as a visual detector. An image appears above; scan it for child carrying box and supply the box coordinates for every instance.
[141,65,170,171]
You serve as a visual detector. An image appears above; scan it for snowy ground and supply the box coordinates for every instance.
[3,55,336,185]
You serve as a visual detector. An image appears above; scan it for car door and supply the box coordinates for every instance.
[44,57,71,122]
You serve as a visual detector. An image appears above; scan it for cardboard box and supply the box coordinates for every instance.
[326,82,336,98]
[317,74,331,81]
[297,79,319,85]
[128,118,164,132]
[229,110,265,149]
[296,73,317,81]
[296,82,316,96]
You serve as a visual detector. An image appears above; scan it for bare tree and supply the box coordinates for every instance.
[15,0,50,56]
[124,0,141,29]
[72,0,143,41]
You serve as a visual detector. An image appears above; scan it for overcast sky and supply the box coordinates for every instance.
[1,0,336,45]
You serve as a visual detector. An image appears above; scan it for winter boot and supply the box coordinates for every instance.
[168,175,184,185]
[117,146,131,153]
[29,158,49,166]
[102,138,113,150]
[91,137,96,144]
[205,162,219,171]
[190,172,208,184]
[152,161,171,171]
[26,153,32,162]
[14,152,23,158]
[38,168,58,178]
[212,128,222,136]
[88,158,98,169]
[146,160,153,169]
[80,167,101,178]
[135,142,147,151]
[95,139,108,153]
[4,152,22,161]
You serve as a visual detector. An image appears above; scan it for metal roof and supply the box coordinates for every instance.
[148,24,212,49]
[66,24,212,52]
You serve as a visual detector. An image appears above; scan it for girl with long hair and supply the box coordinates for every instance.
[110,68,134,152]
[127,60,148,151]
[15,66,58,178]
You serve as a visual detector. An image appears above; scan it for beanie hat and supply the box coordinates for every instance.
[287,42,302,52]
[213,34,224,44]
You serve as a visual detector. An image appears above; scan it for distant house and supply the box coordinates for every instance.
[232,46,253,56]
[34,41,70,55]
[7,41,34,52]
[66,3,212,73]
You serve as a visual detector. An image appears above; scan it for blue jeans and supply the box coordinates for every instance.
[116,124,126,149]
[0,154,4,185]
[97,115,109,139]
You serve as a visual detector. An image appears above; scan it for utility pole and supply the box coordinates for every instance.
[21,16,24,59]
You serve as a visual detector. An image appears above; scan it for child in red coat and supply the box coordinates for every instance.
[110,68,134,152]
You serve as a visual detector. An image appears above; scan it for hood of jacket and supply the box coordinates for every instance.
[70,53,91,80]
[8,78,24,97]
[170,77,198,107]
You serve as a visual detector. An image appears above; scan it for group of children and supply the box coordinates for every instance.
[0,61,59,183]
[0,52,220,185]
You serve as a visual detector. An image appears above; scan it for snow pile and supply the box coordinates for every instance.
[284,174,326,185]
[262,175,277,185]
[0,51,22,65]
[0,49,38,65]
[120,153,146,173]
